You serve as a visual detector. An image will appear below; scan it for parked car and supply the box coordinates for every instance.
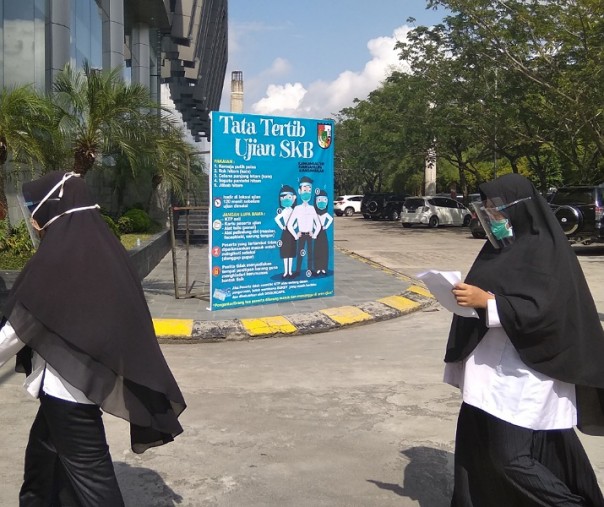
[464,194,487,238]
[469,211,486,238]
[549,184,604,245]
[361,192,407,221]
[401,196,472,228]
[334,195,363,216]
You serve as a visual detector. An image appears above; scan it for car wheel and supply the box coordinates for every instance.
[554,206,582,235]
[462,214,471,226]
[367,201,379,213]
[390,210,400,221]
[402,223,411,228]
[428,216,439,228]
[344,207,354,217]
[362,214,370,219]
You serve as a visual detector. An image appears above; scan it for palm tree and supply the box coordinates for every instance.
[0,85,53,219]
[52,61,161,176]
[152,119,195,200]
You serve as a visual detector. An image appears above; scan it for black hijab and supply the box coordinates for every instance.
[3,172,186,452]
[445,173,604,435]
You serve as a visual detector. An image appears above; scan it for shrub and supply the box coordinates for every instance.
[102,214,121,239]
[120,208,151,233]
[0,219,36,269]
[117,216,134,234]
[0,219,36,256]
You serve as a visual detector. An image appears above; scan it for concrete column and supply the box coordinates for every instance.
[230,71,244,113]
[131,23,151,89]
[100,0,124,72]
[45,0,71,92]
[424,145,437,196]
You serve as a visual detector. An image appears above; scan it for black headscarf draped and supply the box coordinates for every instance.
[445,173,604,435]
[3,172,186,453]
[314,189,328,216]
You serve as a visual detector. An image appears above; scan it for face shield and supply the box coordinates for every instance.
[16,193,43,249]
[472,197,532,249]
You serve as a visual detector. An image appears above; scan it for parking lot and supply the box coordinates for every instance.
[334,215,604,312]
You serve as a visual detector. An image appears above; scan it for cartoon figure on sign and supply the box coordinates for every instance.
[287,176,320,277]
[274,184,297,279]
[313,189,333,275]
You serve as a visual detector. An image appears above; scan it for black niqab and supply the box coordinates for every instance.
[4,172,186,452]
[445,173,604,435]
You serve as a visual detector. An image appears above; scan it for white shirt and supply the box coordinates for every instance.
[0,321,93,404]
[287,202,320,236]
[444,298,577,430]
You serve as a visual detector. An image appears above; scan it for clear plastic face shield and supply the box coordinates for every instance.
[16,193,45,249]
[472,197,531,249]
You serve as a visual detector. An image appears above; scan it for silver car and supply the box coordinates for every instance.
[401,196,472,228]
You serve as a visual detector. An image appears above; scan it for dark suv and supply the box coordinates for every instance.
[549,184,604,245]
[361,192,407,221]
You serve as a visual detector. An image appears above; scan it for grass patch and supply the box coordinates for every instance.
[121,233,156,250]
[0,252,32,270]
[0,226,167,270]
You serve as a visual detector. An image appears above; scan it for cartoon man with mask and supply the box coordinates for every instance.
[287,176,320,277]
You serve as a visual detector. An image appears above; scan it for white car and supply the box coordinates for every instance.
[401,196,472,228]
[334,195,363,216]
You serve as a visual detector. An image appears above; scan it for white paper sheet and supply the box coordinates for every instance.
[417,270,479,318]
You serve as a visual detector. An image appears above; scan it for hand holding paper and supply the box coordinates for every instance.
[417,270,479,318]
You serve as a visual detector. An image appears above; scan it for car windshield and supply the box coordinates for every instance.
[404,198,425,209]
[551,189,594,205]
[335,196,344,201]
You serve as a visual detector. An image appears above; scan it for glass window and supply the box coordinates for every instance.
[551,189,595,206]
[404,198,425,209]
[71,0,102,70]
[3,0,36,87]
[0,2,3,86]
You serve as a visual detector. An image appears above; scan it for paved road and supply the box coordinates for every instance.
[1,216,603,506]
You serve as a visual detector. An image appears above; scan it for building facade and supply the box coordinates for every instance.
[0,0,228,141]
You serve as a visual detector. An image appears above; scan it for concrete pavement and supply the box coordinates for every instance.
[144,245,435,341]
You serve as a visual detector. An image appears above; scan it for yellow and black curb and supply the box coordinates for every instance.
[153,284,436,343]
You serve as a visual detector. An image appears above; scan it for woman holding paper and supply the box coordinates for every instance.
[445,173,604,506]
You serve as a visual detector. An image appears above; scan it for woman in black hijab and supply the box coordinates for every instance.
[313,189,333,275]
[0,171,186,505]
[446,173,604,506]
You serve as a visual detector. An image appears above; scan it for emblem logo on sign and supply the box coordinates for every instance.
[317,123,332,149]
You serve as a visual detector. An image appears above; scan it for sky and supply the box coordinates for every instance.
[219,0,449,120]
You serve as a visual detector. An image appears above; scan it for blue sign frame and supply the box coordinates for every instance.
[209,112,335,310]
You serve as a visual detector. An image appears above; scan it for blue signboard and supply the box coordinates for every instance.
[209,112,335,310]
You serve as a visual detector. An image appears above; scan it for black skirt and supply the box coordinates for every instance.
[452,402,604,507]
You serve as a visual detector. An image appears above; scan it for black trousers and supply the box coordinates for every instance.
[19,392,124,507]
[452,402,604,507]
[295,233,314,274]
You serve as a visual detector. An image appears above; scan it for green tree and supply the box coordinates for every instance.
[425,0,604,182]
[52,62,161,176]
[0,85,53,218]
[335,72,432,194]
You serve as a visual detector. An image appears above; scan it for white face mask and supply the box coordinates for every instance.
[29,172,100,231]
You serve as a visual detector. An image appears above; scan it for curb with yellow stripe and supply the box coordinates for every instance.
[153,284,435,343]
